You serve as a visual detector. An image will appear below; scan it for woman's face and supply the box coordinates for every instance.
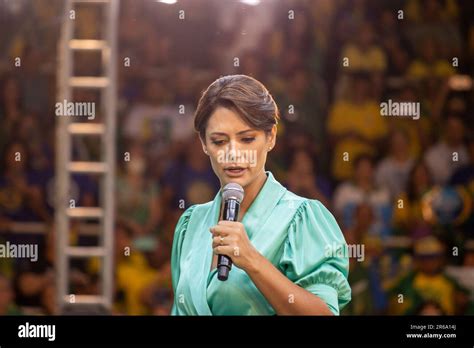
[201,107,276,189]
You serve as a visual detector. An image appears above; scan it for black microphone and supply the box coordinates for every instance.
[217,183,245,281]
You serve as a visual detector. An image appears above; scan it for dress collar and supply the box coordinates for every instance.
[209,171,287,238]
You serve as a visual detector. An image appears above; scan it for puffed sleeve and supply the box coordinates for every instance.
[279,200,351,315]
[171,205,196,315]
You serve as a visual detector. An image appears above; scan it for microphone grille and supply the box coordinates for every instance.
[222,183,244,203]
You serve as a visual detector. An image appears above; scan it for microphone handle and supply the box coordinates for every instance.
[217,199,240,281]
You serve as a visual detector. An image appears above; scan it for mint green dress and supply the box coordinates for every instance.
[171,171,351,315]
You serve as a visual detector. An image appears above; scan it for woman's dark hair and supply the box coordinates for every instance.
[406,160,432,201]
[194,75,279,140]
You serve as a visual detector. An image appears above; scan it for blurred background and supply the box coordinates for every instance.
[0,0,473,316]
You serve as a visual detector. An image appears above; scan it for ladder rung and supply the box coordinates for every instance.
[68,161,107,173]
[69,39,107,50]
[73,0,110,3]
[67,207,103,219]
[9,222,47,234]
[68,123,105,135]
[66,246,105,257]
[63,295,106,305]
[70,77,109,88]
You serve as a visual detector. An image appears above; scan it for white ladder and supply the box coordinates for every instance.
[55,0,119,314]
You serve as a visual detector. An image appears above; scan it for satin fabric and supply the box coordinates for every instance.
[171,171,351,315]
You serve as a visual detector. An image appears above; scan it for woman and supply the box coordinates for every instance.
[171,75,351,315]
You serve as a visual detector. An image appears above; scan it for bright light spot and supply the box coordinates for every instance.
[240,0,261,5]
[156,0,177,4]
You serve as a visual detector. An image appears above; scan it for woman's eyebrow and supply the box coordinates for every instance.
[210,129,255,136]
[236,129,255,135]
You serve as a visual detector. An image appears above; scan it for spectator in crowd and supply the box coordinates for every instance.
[404,0,461,59]
[388,236,461,315]
[381,33,411,82]
[285,149,331,207]
[376,129,415,200]
[385,84,432,158]
[277,67,328,156]
[342,202,377,315]
[333,154,392,237]
[161,136,220,210]
[13,227,56,315]
[425,114,469,185]
[113,222,158,315]
[122,78,194,160]
[393,160,434,236]
[450,135,474,186]
[340,22,387,73]
[450,136,474,238]
[328,72,388,181]
[279,6,318,73]
[140,238,173,315]
[13,112,52,174]
[337,21,387,99]
[0,75,23,152]
[18,45,51,115]
[116,142,162,237]
[0,141,51,228]
[332,0,377,47]
[406,38,456,80]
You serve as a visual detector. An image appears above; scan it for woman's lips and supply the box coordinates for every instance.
[224,167,247,177]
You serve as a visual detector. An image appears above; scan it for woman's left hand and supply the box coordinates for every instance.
[210,220,260,272]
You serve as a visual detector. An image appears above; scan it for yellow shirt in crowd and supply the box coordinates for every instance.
[328,100,388,180]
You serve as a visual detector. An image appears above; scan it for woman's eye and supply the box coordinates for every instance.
[242,137,255,143]
[211,140,225,145]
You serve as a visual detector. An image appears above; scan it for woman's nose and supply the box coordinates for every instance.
[226,140,241,162]
[227,140,238,152]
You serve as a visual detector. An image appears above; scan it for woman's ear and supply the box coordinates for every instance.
[199,135,209,155]
[267,125,277,151]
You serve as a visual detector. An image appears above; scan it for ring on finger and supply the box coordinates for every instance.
[220,236,225,245]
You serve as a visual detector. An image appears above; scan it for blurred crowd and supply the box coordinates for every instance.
[0,0,473,316]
